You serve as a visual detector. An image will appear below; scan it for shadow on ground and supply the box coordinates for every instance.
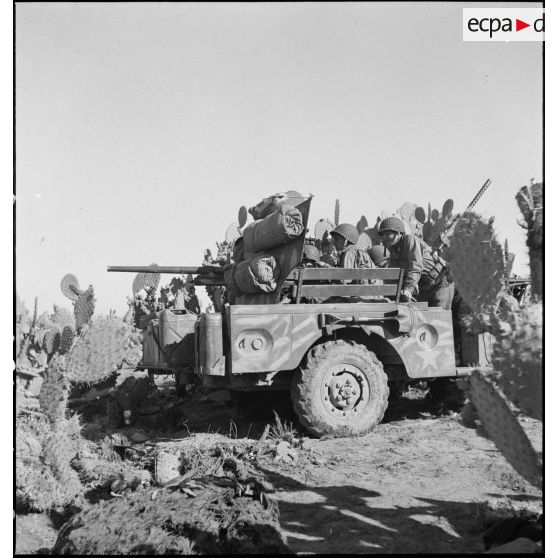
[255,467,497,554]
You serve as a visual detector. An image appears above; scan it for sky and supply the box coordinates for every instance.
[15,2,543,316]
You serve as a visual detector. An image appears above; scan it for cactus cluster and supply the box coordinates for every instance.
[447,182,543,488]
[16,296,78,382]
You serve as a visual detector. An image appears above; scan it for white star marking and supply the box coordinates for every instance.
[415,348,442,369]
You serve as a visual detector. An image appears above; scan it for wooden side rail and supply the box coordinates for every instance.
[287,267,405,303]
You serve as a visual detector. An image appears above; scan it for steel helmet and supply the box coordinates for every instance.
[303,244,321,263]
[331,223,360,245]
[378,216,406,235]
[369,245,390,266]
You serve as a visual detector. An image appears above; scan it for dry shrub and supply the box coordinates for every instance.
[52,477,291,555]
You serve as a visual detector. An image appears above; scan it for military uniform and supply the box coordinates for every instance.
[388,233,453,310]
[337,244,375,271]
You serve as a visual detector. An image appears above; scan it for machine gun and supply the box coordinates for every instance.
[434,178,492,252]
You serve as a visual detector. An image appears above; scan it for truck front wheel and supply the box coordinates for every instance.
[291,340,389,437]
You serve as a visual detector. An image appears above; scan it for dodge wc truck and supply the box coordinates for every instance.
[108,196,483,437]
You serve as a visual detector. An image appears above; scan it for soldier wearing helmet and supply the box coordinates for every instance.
[369,245,390,268]
[378,216,453,309]
[330,223,375,271]
[302,243,328,268]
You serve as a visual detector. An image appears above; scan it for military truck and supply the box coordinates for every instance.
[108,196,489,437]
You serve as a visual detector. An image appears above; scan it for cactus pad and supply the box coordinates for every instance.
[422,221,434,244]
[431,209,440,221]
[238,206,248,228]
[74,286,96,329]
[442,199,454,219]
[415,206,426,224]
[356,216,368,234]
[446,212,506,314]
[39,356,70,424]
[43,326,61,355]
[132,264,161,296]
[225,222,241,245]
[52,305,75,327]
[61,274,81,301]
[492,303,542,420]
[399,202,415,221]
[37,312,53,329]
[334,199,340,226]
[65,316,143,385]
[60,325,77,355]
[469,370,541,489]
[314,218,334,240]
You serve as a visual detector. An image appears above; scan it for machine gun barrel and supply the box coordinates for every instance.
[107,265,224,275]
[436,178,491,250]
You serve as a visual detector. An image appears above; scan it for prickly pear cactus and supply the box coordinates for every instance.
[469,370,541,489]
[398,201,415,221]
[37,311,53,329]
[225,222,241,245]
[446,212,506,314]
[431,208,440,221]
[74,286,96,329]
[43,326,61,355]
[314,218,334,241]
[422,221,434,245]
[238,205,248,228]
[491,303,542,420]
[61,274,81,301]
[516,182,542,297]
[415,206,426,224]
[132,264,161,296]
[60,325,77,355]
[39,356,70,424]
[334,199,340,226]
[65,316,143,385]
[52,305,75,327]
[356,215,368,234]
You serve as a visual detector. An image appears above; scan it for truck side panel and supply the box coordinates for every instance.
[392,307,456,378]
[227,303,456,379]
[228,303,399,374]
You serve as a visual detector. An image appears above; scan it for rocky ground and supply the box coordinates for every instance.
[15,372,542,554]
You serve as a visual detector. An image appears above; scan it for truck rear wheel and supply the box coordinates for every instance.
[291,340,389,437]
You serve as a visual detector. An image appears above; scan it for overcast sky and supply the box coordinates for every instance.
[15,2,542,315]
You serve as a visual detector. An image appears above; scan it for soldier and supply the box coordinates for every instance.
[330,223,375,271]
[369,245,390,268]
[302,244,328,268]
[378,217,453,309]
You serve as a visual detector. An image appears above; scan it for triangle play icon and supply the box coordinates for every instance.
[516,19,530,32]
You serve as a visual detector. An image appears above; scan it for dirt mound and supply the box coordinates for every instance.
[52,473,291,555]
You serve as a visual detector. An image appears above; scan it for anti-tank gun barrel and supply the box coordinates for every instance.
[107,265,227,285]
[107,265,224,275]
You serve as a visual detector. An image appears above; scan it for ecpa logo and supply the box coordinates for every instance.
[463,8,544,42]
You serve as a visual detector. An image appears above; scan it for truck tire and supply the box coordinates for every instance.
[291,340,389,437]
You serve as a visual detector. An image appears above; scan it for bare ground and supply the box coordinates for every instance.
[15,374,542,555]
